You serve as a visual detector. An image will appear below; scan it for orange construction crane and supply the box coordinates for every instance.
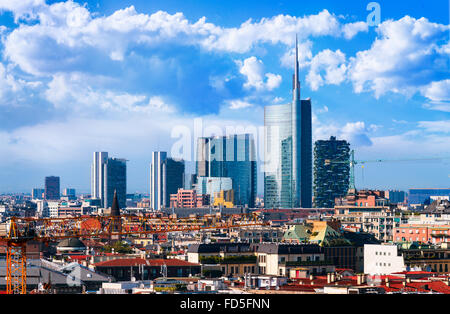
[0,212,266,294]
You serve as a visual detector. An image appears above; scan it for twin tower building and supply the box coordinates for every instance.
[92,38,312,210]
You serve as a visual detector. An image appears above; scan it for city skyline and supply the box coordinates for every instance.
[0,0,449,194]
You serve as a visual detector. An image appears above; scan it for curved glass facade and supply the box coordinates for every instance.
[263,37,312,209]
[264,104,294,208]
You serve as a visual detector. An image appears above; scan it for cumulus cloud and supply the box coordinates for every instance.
[237,56,282,91]
[2,2,368,76]
[347,16,449,99]
[422,79,450,112]
[280,40,313,69]
[342,21,368,39]
[227,99,254,110]
[306,49,347,90]
[297,16,449,111]
[314,120,374,147]
[44,72,176,115]
[0,0,45,22]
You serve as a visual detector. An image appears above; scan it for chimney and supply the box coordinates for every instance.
[361,274,366,284]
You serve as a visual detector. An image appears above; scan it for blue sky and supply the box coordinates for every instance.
[0,0,449,195]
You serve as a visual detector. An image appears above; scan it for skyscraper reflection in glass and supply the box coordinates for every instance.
[264,37,312,208]
[196,134,257,208]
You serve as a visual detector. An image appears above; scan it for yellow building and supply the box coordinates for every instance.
[213,190,234,208]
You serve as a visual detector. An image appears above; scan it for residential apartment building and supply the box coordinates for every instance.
[188,243,331,277]
[169,189,210,208]
[334,205,402,242]
[402,244,450,274]
[394,224,450,244]
[256,243,328,277]
[313,136,350,208]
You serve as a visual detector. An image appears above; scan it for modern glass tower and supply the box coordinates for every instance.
[91,152,127,208]
[45,176,60,200]
[150,152,185,210]
[196,134,257,208]
[91,152,108,202]
[104,158,127,209]
[264,36,312,208]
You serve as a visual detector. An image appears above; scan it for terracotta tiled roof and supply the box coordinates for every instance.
[93,258,200,267]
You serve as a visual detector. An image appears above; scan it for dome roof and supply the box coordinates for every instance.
[57,238,86,249]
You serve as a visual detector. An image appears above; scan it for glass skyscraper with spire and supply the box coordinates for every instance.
[264,37,312,208]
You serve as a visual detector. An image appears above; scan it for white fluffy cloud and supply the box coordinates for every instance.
[342,21,368,39]
[314,120,374,147]
[422,79,450,112]
[0,0,45,21]
[348,16,449,99]
[280,40,313,69]
[227,99,254,110]
[237,56,282,91]
[2,2,368,76]
[297,16,449,111]
[306,49,347,91]
[44,73,175,115]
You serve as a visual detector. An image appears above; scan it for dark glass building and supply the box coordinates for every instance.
[196,134,257,208]
[45,176,60,200]
[313,136,350,208]
[264,37,312,208]
[104,158,127,209]
[150,152,185,210]
[163,158,185,208]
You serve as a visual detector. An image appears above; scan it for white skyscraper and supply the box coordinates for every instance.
[150,152,184,210]
[150,152,167,210]
[91,152,108,205]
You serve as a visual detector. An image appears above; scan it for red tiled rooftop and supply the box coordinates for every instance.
[93,258,200,267]
[68,255,89,260]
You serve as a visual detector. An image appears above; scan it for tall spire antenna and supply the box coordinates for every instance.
[293,34,300,101]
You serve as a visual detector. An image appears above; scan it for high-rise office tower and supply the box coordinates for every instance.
[150,152,185,210]
[313,136,350,208]
[196,137,210,177]
[104,158,127,209]
[32,188,45,200]
[45,176,60,200]
[91,152,127,208]
[264,36,312,208]
[195,134,257,208]
[92,152,108,201]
